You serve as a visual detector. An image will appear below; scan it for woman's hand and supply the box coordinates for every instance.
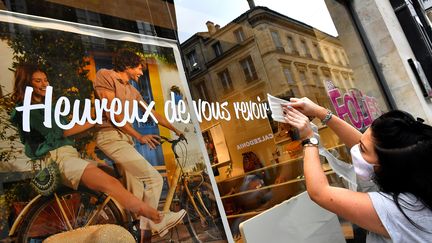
[283,97,327,119]
[283,106,314,140]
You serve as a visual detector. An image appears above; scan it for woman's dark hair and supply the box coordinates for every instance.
[371,110,432,231]
[112,49,143,72]
[11,64,46,104]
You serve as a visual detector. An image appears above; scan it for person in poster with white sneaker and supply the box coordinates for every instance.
[93,49,186,242]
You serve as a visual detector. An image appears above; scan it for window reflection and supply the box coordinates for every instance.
[218,69,234,92]
[234,28,246,42]
[286,35,298,55]
[180,3,389,239]
[196,81,211,101]
[300,39,311,58]
[187,50,199,71]
[271,30,284,52]
[212,41,223,57]
[240,56,258,82]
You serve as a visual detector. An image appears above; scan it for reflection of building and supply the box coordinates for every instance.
[182,6,354,108]
[180,1,353,238]
[179,2,355,181]
[180,2,355,171]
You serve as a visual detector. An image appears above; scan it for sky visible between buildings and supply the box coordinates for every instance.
[175,0,338,43]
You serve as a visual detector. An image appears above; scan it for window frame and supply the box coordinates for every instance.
[286,35,298,55]
[240,56,258,82]
[283,67,295,85]
[212,41,223,57]
[313,43,323,60]
[186,49,198,71]
[195,80,210,101]
[234,28,246,43]
[300,39,311,58]
[270,30,284,52]
[218,68,234,92]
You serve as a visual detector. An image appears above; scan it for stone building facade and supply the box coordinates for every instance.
[180,5,357,181]
[182,6,354,111]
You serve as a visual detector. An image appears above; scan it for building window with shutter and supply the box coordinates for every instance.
[313,43,323,60]
[234,28,245,43]
[333,49,341,64]
[240,56,258,82]
[312,71,321,87]
[283,67,299,96]
[287,35,298,55]
[283,67,295,85]
[301,40,311,58]
[186,50,199,71]
[271,31,284,52]
[323,47,330,62]
[339,50,347,66]
[218,69,234,92]
[195,81,210,101]
[299,70,307,83]
[212,42,223,57]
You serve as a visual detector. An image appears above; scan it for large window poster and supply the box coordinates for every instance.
[0,11,229,242]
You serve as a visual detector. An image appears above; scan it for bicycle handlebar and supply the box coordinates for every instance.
[159,134,187,145]
[159,134,187,159]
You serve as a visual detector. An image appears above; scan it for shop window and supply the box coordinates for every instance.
[283,67,295,85]
[240,56,258,82]
[218,69,234,92]
[300,39,311,58]
[234,28,246,43]
[186,50,199,71]
[212,41,223,57]
[202,124,230,168]
[286,35,298,55]
[195,81,210,101]
[271,30,284,52]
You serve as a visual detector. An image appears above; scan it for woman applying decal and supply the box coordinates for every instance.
[10,63,161,224]
[282,97,432,242]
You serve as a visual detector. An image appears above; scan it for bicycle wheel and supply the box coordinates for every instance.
[16,187,125,243]
[182,182,226,242]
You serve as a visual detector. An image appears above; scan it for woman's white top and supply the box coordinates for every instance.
[366,192,432,243]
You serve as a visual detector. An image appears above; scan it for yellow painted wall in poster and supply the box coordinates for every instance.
[147,63,176,183]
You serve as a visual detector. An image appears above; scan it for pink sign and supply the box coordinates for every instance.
[325,81,382,130]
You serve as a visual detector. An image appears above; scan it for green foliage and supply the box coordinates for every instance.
[0,94,24,163]
[0,23,94,160]
[6,29,93,102]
